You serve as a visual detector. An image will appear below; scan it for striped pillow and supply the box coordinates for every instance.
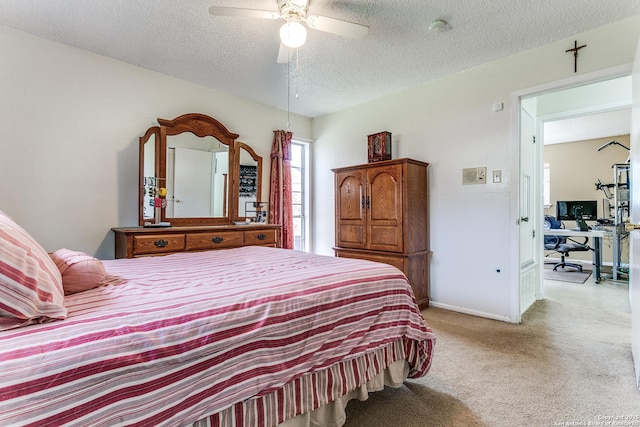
[0,210,67,330]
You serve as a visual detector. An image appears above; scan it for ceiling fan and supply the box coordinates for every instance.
[209,0,369,63]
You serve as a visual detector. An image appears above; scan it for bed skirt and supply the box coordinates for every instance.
[192,339,416,427]
[277,359,408,427]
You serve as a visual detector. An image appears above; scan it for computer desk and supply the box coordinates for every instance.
[543,228,606,283]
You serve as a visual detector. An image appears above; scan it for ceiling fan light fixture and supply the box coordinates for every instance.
[280,21,307,48]
[429,19,448,32]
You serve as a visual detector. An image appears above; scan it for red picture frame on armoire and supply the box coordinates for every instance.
[367,131,392,163]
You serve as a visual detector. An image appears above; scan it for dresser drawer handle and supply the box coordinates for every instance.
[257,233,267,240]
[212,236,224,244]
[154,239,169,248]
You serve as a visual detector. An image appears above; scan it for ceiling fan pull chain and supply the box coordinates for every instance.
[287,55,290,128]
[295,49,300,99]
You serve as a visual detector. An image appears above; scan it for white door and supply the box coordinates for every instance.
[630,39,640,390]
[173,147,213,217]
[519,106,538,316]
[211,151,228,217]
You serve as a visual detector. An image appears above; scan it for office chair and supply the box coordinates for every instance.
[544,215,591,273]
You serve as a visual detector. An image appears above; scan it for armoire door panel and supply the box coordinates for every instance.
[335,170,367,247]
[367,167,402,222]
[338,224,366,247]
[367,165,402,251]
[369,225,400,250]
[369,195,400,221]
[337,174,365,221]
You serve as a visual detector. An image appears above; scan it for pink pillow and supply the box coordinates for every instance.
[49,248,106,295]
[0,210,67,331]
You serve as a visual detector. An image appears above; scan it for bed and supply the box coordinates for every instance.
[0,212,436,427]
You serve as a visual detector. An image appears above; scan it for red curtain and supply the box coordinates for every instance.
[269,130,294,249]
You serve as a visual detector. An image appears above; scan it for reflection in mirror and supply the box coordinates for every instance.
[138,126,160,226]
[165,134,229,218]
[142,139,156,220]
[235,142,262,221]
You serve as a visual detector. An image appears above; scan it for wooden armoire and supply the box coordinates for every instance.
[332,158,431,308]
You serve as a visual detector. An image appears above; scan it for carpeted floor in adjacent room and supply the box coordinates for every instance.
[343,276,637,427]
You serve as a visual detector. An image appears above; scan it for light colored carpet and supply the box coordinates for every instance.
[343,277,637,427]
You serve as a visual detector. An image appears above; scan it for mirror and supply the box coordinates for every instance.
[138,114,262,227]
[165,134,230,219]
[157,114,237,226]
[235,142,263,222]
[138,126,160,225]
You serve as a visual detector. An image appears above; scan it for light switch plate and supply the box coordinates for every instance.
[493,170,502,183]
[477,167,486,184]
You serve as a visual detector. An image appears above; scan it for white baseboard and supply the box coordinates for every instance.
[429,301,513,323]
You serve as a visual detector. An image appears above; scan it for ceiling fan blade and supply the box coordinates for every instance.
[306,15,369,39]
[208,6,281,20]
[276,43,293,64]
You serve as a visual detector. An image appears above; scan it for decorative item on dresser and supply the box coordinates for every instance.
[367,131,392,163]
[332,158,431,308]
[112,224,281,258]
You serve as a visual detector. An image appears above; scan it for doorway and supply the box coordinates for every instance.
[531,76,632,302]
[512,65,633,323]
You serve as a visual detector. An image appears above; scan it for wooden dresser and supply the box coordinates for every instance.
[332,158,431,308]
[112,224,281,259]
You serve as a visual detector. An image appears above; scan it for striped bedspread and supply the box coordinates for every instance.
[0,246,435,427]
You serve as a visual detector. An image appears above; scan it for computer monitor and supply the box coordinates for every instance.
[556,200,598,221]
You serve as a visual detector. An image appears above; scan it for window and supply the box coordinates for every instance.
[291,141,310,251]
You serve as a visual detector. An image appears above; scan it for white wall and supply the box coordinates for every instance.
[0,26,312,259]
[311,16,640,321]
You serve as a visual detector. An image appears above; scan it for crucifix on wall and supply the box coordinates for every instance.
[565,40,587,73]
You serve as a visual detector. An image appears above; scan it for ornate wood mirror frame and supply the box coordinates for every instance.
[139,113,243,226]
[234,142,263,223]
[138,113,265,227]
[138,126,161,226]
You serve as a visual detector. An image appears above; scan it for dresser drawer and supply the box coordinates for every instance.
[186,231,244,250]
[133,234,185,255]
[244,229,278,246]
[112,225,282,259]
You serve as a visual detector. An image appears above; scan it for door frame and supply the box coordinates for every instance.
[509,63,633,323]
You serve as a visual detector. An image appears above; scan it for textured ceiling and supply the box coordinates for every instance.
[1,0,639,118]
